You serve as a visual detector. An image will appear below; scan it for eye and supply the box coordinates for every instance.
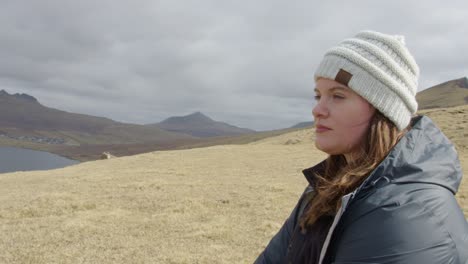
[333,94,345,99]
[314,95,321,100]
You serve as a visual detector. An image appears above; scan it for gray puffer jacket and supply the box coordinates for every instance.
[255,116,468,264]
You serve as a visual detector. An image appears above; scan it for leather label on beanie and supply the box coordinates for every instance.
[335,69,352,86]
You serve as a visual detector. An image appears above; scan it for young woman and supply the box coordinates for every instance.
[254,31,468,264]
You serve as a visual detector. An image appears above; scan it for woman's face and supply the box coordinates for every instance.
[313,78,375,158]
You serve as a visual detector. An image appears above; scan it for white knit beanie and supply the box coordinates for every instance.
[314,30,420,130]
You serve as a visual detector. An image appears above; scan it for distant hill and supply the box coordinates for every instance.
[148,112,256,138]
[416,77,468,110]
[0,90,196,146]
[290,121,314,129]
[0,90,288,161]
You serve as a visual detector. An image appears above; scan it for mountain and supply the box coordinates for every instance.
[148,112,256,137]
[0,90,196,146]
[416,77,468,110]
[0,90,38,103]
[290,121,314,129]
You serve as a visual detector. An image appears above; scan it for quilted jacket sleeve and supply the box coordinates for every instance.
[253,203,299,264]
[329,187,468,264]
[254,186,313,264]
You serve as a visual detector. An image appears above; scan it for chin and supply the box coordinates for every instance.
[315,141,345,156]
[315,141,332,154]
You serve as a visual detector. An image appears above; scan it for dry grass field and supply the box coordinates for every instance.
[0,105,466,264]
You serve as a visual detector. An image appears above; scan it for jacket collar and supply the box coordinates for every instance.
[302,161,326,187]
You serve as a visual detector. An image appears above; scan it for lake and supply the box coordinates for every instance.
[0,146,79,174]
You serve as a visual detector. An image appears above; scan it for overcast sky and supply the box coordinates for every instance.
[1,0,467,131]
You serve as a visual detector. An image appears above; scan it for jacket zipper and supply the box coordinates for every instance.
[317,191,355,264]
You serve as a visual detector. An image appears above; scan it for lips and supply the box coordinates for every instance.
[315,124,332,133]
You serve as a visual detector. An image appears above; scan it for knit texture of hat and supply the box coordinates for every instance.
[314,30,420,130]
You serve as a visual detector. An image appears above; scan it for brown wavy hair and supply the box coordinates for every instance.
[300,111,408,230]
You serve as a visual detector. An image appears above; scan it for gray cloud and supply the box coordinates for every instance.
[1,0,467,131]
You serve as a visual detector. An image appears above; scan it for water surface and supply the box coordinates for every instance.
[0,146,79,174]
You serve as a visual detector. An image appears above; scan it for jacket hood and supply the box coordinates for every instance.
[303,115,463,194]
[374,115,462,194]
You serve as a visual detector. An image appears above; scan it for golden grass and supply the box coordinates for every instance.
[0,106,466,263]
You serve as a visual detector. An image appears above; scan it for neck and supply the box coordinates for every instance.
[344,151,360,164]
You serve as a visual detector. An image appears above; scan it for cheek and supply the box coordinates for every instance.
[334,106,374,143]
[338,117,371,136]
[336,101,375,128]
[344,122,370,144]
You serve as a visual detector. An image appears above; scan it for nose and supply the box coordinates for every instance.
[312,98,328,119]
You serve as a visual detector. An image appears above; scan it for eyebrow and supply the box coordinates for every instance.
[314,86,350,93]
